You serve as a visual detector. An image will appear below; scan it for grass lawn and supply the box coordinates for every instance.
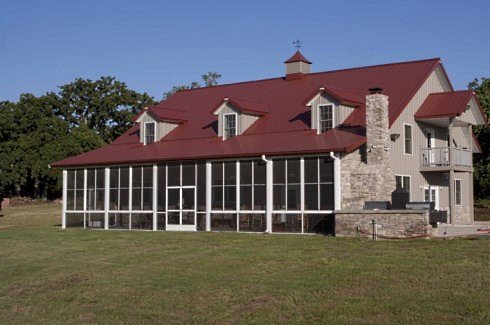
[0,205,489,324]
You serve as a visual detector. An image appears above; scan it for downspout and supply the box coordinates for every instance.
[261,155,273,233]
[330,152,341,211]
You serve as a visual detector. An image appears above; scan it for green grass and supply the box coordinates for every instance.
[0,205,489,324]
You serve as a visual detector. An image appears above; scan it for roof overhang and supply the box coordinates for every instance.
[133,107,188,124]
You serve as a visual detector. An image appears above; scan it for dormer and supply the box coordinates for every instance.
[133,106,188,145]
[211,97,269,140]
[303,86,362,134]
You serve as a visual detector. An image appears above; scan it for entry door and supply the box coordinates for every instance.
[167,186,196,231]
[425,128,435,164]
[423,186,439,210]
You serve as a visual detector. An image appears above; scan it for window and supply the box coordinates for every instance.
[132,166,153,210]
[318,104,334,133]
[223,113,237,139]
[66,169,84,211]
[144,122,155,145]
[304,157,334,210]
[395,175,411,199]
[455,179,462,206]
[212,161,236,210]
[404,124,412,155]
[239,160,266,211]
[87,168,105,211]
[273,158,300,210]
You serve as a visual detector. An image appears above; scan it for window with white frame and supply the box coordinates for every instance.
[318,104,334,133]
[131,166,153,210]
[109,167,130,211]
[395,175,411,199]
[212,161,236,210]
[223,113,237,139]
[86,168,105,211]
[404,124,412,155]
[273,158,301,210]
[455,179,462,206]
[144,122,156,145]
[239,160,266,211]
[304,157,334,210]
[66,169,84,211]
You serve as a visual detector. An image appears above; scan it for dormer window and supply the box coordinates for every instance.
[212,97,268,140]
[224,113,237,139]
[144,122,156,145]
[318,104,334,133]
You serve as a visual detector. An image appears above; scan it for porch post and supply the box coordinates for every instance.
[469,125,474,223]
[448,118,455,225]
[152,164,158,230]
[333,153,341,210]
[104,167,110,230]
[83,169,87,229]
[300,157,304,234]
[236,160,240,232]
[61,169,67,229]
[205,161,211,231]
[265,158,273,233]
[128,166,133,230]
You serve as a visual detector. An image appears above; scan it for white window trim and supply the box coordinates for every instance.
[454,179,462,206]
[422,185,440,210]
[403,123,413,156]
[144,121,156,145]
[223,113,238,140]
[317,104,335,134]
[395,174,411,199]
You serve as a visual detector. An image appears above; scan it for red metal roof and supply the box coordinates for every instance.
[52,58,444,168]
[415,91,473,119]
[303,86,363,107]
[132,106,188,123]
[415,90,488,124]
[284,51,312,64]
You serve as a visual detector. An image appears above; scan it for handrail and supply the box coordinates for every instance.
[420,146,472,168]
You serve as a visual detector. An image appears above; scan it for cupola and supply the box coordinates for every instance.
[284,50,312,80]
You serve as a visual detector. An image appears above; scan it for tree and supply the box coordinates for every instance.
[162,72,221,99]
[468,78,490,199]
[58,76,155,143]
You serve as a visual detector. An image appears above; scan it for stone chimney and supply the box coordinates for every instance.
[284,51,311,80]
[364,88,395,202]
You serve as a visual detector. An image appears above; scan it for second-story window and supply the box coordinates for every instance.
[224,113,237,139]
[318,104,333,133]
[145,122,155,145]
[404,124,412,155]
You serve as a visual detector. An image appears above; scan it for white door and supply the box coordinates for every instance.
[425,128,435,164]
[423,186,439,210]
[166,186,196,231]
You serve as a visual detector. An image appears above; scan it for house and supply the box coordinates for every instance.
[52,51,487,235]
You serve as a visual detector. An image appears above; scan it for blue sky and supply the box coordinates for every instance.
[1,0,489,101]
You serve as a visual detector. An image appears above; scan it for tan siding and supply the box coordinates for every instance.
[458,97,485,125]
[286,61,311,75]
[217,103,259,137]
[390,66,452,202]
[139,113,178,143]
[310,93,355,130]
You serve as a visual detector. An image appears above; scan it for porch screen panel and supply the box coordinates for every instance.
[224,162,236,210]
[66,169,84,211]
[212,163,223,210]
[197,163,206,211]
[253,160,266,210]
[87,168,105,211]
[319,157,334,210]
[240,161,253,210]
[157,165,166,211]
[286,159,300,210]
[132,166,153,210]
[273,159,286,210]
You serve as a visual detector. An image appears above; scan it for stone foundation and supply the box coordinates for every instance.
[452,206,473,224]
[335,210,434,239]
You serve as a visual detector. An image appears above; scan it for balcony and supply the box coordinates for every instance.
[420,147,472,172]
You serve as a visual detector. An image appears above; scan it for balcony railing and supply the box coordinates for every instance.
[420,147,472,169]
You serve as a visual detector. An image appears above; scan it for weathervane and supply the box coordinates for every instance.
[293,39,302,50]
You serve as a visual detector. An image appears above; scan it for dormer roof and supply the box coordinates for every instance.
[304,86,363,107]
[133,106,188,124]
[212,97,269,116]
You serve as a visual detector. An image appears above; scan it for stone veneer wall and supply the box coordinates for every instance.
[340,94,395,209]
[335,210,434,238]
[453,206,473,224]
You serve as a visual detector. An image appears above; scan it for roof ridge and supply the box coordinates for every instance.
[167,58,441,97]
